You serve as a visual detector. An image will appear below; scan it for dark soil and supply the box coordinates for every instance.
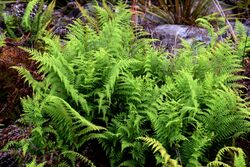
[0,42,35,125]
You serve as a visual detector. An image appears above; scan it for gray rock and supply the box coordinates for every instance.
[152,21,250,52]
[152,24,210,51]
[241,18,250,36]
[137,13,166,26]
[207,0,234,16]
[245,26,250,35]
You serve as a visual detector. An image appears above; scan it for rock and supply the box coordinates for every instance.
[152,24,210,52]
[152,20,250,52]
[242,18,250,35]
[138,13,166,26]
[7,2,47,19]
[0,124,32,149]
[51,1,99,37]
[207,0,234,16]
[245,25,250,35]
[0,151,18,167]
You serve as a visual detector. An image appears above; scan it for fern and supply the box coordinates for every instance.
[42,95,105,148]
[75,1,99,32]
[199,87,250,143]
[36,0,55,34]
[104,59,132,103]
[10,2,250,167]
[207,146,247,167]
[61,151,96,167]
[11,66,42,93]
[137,136,180,167]
[100,112,148,167]
[180,129,212,167]
[26,159,45,167]
[235,20,250,58]
[2,13,17,38]
[0,34,5,47]
[21,0,40,30]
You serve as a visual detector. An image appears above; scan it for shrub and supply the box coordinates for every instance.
[138,0,212,25]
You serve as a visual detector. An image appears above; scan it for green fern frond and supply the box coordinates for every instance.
[2,139,26,151]
[57,162,71,167]
[20,0,54,38]
[21,0,40,30]
[208,146,246,167]
[95,5,110,28]
[180,129,212,167]
[61,151,96,167]
[12,66,42,93]
[2,13,16,38]
[215,147,244,161]
[43,96,105,148]
[137,136,180,167]
[104,59,135,103]
[116,72,143,105]
[235,20,248,39]
[196,18,217,47]
[37,0,55,32]
[234,149,247,167]
[26,159,45,167]
[235,20,250,58]
[201,88,250,142]
[76,1,99,32]
[207,161,231,167]
[66,19,99,54]
[99,111,148,167]
[26,36,89,112]
[19,94,45,129]
[0,34,5,47]
[147,107,187,148]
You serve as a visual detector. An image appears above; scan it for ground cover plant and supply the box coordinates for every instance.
[1,0,55,42]
[1,0,250,167]
[137,0,212,25]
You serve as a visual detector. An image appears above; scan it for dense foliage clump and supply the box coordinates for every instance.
[1,1,250,167]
